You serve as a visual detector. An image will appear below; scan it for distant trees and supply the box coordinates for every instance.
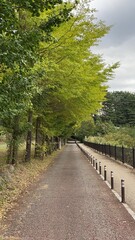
[76,91,135,144]
[75,120,95,142]
[101,91,135,126]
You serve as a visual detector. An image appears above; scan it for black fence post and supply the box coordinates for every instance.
[121,179,125,203]
[109,144,111,157]
[104,144,106,155]
[122,146,125,163]
[115,145,117,160]
[101,144,103,154]
[91,156,92,164]
[96,160,98,170]
[93,158,95,167]
[111,171,114,189]
[104,166,107,181]
[133,148,135,168]
[99,162,101,175]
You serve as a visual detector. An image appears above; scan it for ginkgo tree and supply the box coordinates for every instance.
[30,2,118,159]
[0,0,118,164]
[0,0,76,163]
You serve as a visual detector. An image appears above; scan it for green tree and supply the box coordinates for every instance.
[75,120,95,141]
[0,0,76,163]
[101,91,135,126]
[0,0,118,164]
[31,2,118,155]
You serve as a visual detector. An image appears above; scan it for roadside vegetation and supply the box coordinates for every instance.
[76,91,135,148]
[87,124,135,148]
[0,149,60,221]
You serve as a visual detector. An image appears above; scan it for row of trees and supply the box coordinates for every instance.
[0,0,117,164]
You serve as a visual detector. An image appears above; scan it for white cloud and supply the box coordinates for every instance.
[91,0,135,92]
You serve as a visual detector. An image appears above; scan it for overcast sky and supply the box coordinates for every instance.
[90,0,135,92]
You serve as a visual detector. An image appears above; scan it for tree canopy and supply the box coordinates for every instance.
[0,0,118,163]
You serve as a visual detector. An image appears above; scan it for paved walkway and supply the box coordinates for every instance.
[78,143,135,214]
[1,143,135,240]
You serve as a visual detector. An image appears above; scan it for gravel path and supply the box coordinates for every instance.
[1,143,135,240]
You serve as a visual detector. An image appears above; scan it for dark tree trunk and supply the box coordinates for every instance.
[34,117,42,158]
[12,116,20,164]
[54,136,59,150]
[45,135,51,155]
[51,137,55,152]
[25,110,33,162]
[7,116,20,165]
[7,134,13,164]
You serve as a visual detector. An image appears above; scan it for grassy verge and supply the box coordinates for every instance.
[0,150,60,221]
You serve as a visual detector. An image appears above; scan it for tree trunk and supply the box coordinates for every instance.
[7,116,20,165]
[58,137,62,150]
[6,134,13,164]
[45,135,51,155]
[55,137,59,150]
[25,110,33,162]
[51,137,55,152]
[34,117,42,158]
[12,116,20,164]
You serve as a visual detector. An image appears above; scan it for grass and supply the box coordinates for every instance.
[0,142,35,167]
[0,141,7,159]
[0,143,7,151]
